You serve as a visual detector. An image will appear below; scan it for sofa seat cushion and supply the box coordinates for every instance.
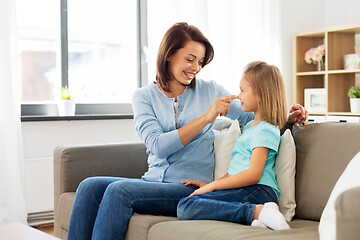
[57,192,177,240]
[148,219,319,240]
[125,214,177,240]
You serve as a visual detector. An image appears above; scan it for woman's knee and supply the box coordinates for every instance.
[102,179,142,202]
[76,177,115,199]
[77,177,100,192]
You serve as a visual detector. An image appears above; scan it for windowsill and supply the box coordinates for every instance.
[21,114,133,122]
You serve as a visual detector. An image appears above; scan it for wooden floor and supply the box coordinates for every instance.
[33,223,55,236]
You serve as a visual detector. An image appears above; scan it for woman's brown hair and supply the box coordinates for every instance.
[243,61,287,129]
[156,22,214,92]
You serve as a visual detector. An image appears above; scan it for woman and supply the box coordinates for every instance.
[67,22,307,240]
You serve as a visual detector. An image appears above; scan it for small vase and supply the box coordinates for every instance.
[58,100,76,116]
[350,98,360,114]
[317,60,325,71]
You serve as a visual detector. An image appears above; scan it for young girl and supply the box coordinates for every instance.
[177,61,290,230]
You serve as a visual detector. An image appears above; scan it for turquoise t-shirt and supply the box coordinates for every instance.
[228,120,280,199]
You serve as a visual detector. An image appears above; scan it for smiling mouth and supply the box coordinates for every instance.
[184,72,195,79]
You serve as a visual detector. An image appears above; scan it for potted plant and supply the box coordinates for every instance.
[58,86,76,116]
[348,85,360,113]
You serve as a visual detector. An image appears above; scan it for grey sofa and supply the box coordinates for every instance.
[54,122,360,240]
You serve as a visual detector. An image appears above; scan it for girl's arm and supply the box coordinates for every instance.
[189,147,269,196]
[218,173,229,180]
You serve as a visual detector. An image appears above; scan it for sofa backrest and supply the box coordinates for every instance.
[292,122,360,221]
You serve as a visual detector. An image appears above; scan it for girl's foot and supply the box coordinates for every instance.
[258,202,290,230]
[251,219,267,228]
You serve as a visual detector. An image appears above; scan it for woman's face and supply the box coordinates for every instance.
[238,76,258,113]
[168,41,206,87]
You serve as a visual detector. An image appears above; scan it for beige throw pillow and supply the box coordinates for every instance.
[214,123,297,222]
[213,120,240,180]
[275,129,297,221]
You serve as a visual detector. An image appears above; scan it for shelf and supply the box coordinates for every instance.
[296,71,325,76]
[294,25,360,116]
[328,69,360,74]
[296,69,360,76]
[327,112,360,116]
[308,112,326,116]
[308,112,360,116]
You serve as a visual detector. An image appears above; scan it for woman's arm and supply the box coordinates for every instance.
[189,147,269,196]
[178,95,237,145]
[211,80,254,125]
[133,89,238,158]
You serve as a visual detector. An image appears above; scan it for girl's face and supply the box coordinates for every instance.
[238,76,258,113]
[168,40,205,88]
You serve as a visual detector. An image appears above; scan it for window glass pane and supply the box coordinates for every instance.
[67,0,138,103]
[16,0,59,102]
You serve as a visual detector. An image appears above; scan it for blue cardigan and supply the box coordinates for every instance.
[132,79,254,183]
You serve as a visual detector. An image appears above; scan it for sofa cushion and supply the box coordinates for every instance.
[125,214,177,240]
[56,192,177,240]
[292,122,360,221]
[148,219,319,240]
[275,129,296,221]
[213,120,240,180]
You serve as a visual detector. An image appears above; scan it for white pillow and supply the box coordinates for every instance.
[319,151,360,240]
[275,129,297,222]
[213,120,240,180]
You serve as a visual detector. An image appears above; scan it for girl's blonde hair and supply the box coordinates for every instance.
[243,61,287,129]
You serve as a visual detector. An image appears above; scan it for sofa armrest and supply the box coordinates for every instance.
[335,186,360,240]
[53,142,148,218]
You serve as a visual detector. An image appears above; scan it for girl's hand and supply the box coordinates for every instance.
[204,95,238,123]
[287,104,308,124]
[189,183,215,196]
[181,180,207,188]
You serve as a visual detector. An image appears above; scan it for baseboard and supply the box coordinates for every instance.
[28,211,54,227]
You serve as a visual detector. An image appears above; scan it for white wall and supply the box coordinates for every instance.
[280,0,360,104]
[22,119,140,213]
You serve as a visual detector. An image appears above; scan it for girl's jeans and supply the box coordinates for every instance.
[177,184,278,225]
[67,177,196,240]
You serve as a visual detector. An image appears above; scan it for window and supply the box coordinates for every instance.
[18,0,145,117]
[16,0,59,102]
[19,0,281,118]
[67,0,138,103]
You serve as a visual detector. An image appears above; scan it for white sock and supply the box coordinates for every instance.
[251,219,267,228]
[258,202,290,231]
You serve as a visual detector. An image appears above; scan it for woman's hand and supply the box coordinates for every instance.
[181,180,207,188]
[287,104,309,124]
[204,95,238,123]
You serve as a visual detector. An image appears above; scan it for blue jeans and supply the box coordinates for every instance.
[177,184,277,225]
[67,177,196,240]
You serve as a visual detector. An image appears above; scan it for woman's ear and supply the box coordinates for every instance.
[166,52,173,62]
